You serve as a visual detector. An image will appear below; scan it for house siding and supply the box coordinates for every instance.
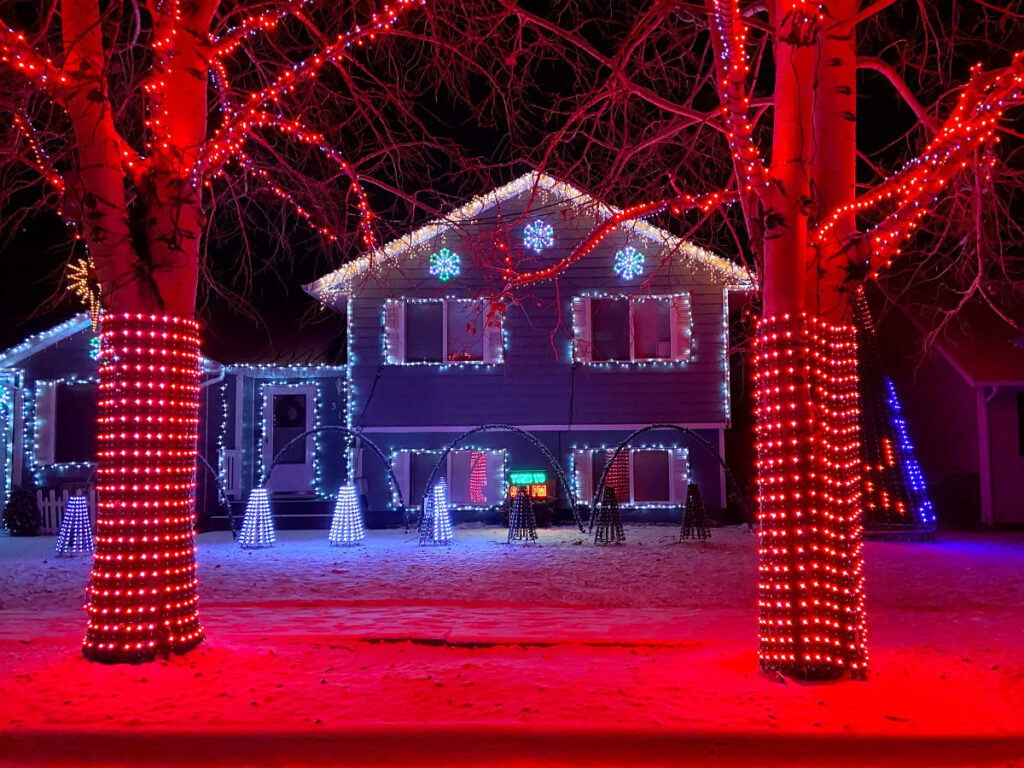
[346,185,737,433]
[355,426,724,528]
[986,387,1024,524]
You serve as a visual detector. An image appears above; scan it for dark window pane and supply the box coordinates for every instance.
[55,384,97,463]
[406,302,444,362]
[411,452,441,506]
[632,299,671,360]
[273,394,307,464]
[446,302,484,362]
[591,298,630,362]
[633,450,670,503]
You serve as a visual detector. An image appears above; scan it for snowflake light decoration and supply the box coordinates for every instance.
[613,247,645,281]
[429,248,461,282]
[523,219,555,253]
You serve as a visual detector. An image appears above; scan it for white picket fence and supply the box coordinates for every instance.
[36,489,98,535]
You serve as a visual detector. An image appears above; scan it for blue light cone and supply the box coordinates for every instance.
[329,484,365,546]
[419,478,453,546]
[239,488,276,549]
[54,495,93,556]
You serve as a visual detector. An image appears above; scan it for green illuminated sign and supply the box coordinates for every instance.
[509,470,547,486]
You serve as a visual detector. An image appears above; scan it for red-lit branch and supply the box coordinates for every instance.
[12,112,65,195]
[2,20,143,176]
[202,0,424,176]
[210,0,313,60]
[503,188,738,289]
[815,52,1024,256]
[202,112,377,249]
[707,0,771,196]
[0,24,68,101]
[143,0,182,154]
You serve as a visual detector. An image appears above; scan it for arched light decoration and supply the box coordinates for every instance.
[329,484,365,546]
[419,477,453,546]
[429,249,461,282]
[522,219,555,254]
[613,246,644,280]
[55,495,93,556]
[239,488,276,549]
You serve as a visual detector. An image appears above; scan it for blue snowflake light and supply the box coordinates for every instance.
[613,246,645,280]
[523,219,555,253]
[429,249,461,282]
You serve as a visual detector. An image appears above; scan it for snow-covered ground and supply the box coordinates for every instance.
[2,524,1023,767]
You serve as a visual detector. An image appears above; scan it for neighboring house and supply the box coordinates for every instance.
[305,172,754,525]
[0,314,347,531]
[0,315,100,510]
[877,300,1024,526]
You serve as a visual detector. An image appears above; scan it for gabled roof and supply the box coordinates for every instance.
[305,171,754,302]
[0,313,229,373]
[0,314,92,368]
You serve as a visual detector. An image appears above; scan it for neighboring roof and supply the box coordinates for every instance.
[304,171,754,301]
[0,313,229,373]
[899,300,1024,387]
[0,314,92,368]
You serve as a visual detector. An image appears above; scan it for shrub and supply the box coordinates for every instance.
[3,486,41,536]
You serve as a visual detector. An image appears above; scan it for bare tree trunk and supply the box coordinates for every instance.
[811,0,859,320]
[61,0,146,312]
[65,0,213,662]
[754,1,867,680]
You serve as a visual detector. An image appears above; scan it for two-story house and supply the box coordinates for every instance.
[305,172,754,526]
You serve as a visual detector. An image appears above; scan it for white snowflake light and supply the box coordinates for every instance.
[429,249,461,282]
[523,219,555,253]
[613,246,645,280]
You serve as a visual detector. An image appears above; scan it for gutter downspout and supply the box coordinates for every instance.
[977,385,999,526]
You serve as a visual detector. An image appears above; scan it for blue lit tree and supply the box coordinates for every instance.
[329,484,366,546]
[239,488,276,549]
[54,495,93,556]
[419,478,453,546]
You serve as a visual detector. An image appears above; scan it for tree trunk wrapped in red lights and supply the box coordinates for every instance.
[754,315,867,679]
[83,313,204,663]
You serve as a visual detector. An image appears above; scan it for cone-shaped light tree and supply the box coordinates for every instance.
[0,0,429,662]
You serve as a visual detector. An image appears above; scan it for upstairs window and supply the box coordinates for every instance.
[571,294,692,364]
[385,299,503,365]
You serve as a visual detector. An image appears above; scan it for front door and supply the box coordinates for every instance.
[262,385,315,494]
